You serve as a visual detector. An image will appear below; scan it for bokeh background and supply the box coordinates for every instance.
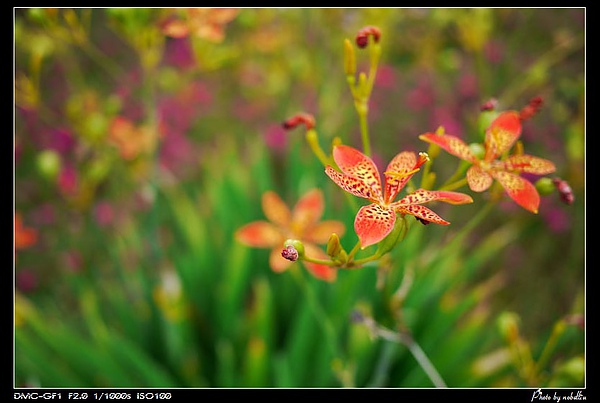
[14,8,585,388]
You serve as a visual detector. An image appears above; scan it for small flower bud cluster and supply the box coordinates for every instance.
[552,177,575,205]
[282,113,315,131]
[519,96,543,121]
[355,26,381,48]
[281,245,299,261]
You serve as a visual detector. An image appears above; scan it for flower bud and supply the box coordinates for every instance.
[552,177,575,205]
[469,142,485,159]
[497,311,520,343]
[356,26,381,48]
[281,245,299,262]
[36,149,62,180]
[519,96,543,121]
[282,113,315,131]
[480,98,498,112]
[324,236,348,264]
[326,233,343,258]
[283,239,305,257]
[343,38,356,77]
[534,177,555,196]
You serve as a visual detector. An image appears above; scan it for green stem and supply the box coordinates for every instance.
[358,110,371,157]
[445,200,496,253]
[347,241,362,261]
[534,320,566,378]
[440,160,470,190]
[439,177,469,191]
[361,317,447,387]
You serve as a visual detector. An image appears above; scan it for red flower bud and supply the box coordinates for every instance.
[519,96,543,121]
[480,98,498,112]
[282,113,315,131]
[355,25,381,48]
[281,245,299,261]
[552,177,575,205]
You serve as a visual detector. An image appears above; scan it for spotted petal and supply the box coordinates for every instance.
[331,145,382,200]
[383,151,419,203]
[393,189,473,206]
[354,203,396,249]
[467,165,494,192]
[501,154,557,175]
[419,132,478,163]
[395,204,450,225]
[262,191,292,228]
[490,170,541,213]
[235,221,283,248]
[484,111,522,162]
[325,166,380,201]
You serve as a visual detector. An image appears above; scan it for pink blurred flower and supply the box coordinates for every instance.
[458,72,479,99]
[58,164,78,196]
[162,37,196,70]
[430,106,463,137]
[374,64,397,88]
[264,124,288,152]
[94,201,115,227]
[31,203,56,226]
[16,269,38,293]
[405,76,435,111]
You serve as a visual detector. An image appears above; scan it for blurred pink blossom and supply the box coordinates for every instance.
[162,37,196,70]
[94,201,115,227]
[264,124,288,152]
[57,164,78,196]
[16,269,38,293]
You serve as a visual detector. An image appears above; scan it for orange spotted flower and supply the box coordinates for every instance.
[235,189,345,282]
[419,111,556,213]
[325,145,473,249]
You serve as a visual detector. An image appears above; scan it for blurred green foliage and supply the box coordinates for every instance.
[14,8,584,388]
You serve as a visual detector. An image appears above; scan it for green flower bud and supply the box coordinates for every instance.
[343,38,356,78]
[469,142,486,159]
[36,149,61,180]
[284,239,305,257]
[326,233,343,258]
[535,177,555,196]
[497,311,520,343]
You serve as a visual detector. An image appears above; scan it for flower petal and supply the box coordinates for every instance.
[383,151,417,203]
[332,145,382,200]
[304,243,337,282]
[262,191,292,228]
[419,132,478,163]
[490,170,541,213]
[305,220,346,245]
[394,189,473,206]
[235,221,283,248]
[270,247,293,273]
[395,204,450,225]
[325,166,380,201]
[501,154,557,175]
[484,111,522,161]
[467,165,493,192]
[354,203,396,249]
[291,188,324,235]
